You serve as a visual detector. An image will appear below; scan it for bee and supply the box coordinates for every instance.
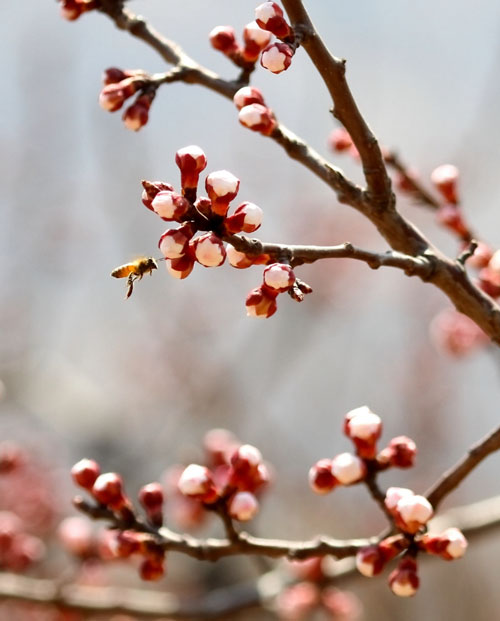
[111,256,160,299]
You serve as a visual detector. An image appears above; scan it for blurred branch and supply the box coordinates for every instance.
[384,151,440,209]
[426,423,500,510]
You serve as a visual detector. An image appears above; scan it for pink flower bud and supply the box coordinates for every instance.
[242,21,272,62]
[421,527,467,560]
[71,458,101,490]
[102,67,128,85]
[385,436,417,468]
[140,557,166,581]
[343,406,382,460]
[166,255,195,280]
[384,487,414,513]
[231,444,263,472]
[331,453,366,485]
[395,494,433,534]
[142,180,174,211]
[92,473,128,511]
[139,483,164,526]
[175,145,207,191]
[431,164,459,204]
[178,464,218,503]
[228,491,259,521]
[205,170,240,216]
[233,86,266,110]
[255,2,292,39]
[226,245,255,269]
[328,128,353,152]
[238,104,276,135]
[246,286,278,318]
[224,202,263,234]
[261,42,294,74]
[388,558,419,597]
[430,309,489,357]
[275,583,319,620]
[436,204,468,237]
[204,429,240,467]
[158,223,195,259]
[209,25,239,54]
[151,191,190,222]
[355,545,387,577]
[57,516,94,557]
[263,263,295,292]
[109,530,141,558]
[98,78,139,112]
[123,95,151,131]
[308,459,337,494]
[193,233,226,267]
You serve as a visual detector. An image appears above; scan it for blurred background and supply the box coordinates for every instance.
[2,0,500,619]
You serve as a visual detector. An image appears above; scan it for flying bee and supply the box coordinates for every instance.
[111,256,162,299]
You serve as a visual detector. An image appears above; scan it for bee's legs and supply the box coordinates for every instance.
[125,274,136,299]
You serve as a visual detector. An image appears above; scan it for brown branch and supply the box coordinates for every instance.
[384,151,441,209]
[425,424,500,510]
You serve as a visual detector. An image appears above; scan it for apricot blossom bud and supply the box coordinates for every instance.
[263,263,295,292]
[239,104,276,135]
[384,487,414,513]
[178,464,218,503]
[142,180,174,211]
[430,309,489,357]
[242,22,272,62]
[225,202,263,234]
[395,494,433,534]
[384,436,417,468]
[99,78,139,112]
[158,223,195,260]
[166,255,195,280]
[255,2,292,39]
[204,429,240,467]
[233,86,266,110]
[431,164,459,204]
[308,459,337,494]
[140,557,166,581]
[331,453,366,485]
[92,473,129,511]
[205,170,240,216]
[209,26,239,55]
[420,527,468,560]
[328,127,353,152]
[57,516,93,557]
[436,204,468,237]
[246,286,279,318]
[175,145,207,191]
[261,42,294,74]
[102,67,129,85]
[228,491,259,521]
[226,245,255,269]
[71,458,101,490]
[355,545,387,577]
[231,444,262,473]
[123,95,151,132]
[388,558,419,597]
[139,483,164,526]
[193,233,226,267]
[343,405,382,459]
[151,191,190,222]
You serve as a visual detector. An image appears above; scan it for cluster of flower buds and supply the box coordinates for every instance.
[71,458,167,580]
[209,21,272,68]
[143,145,269,282]
[177,433,270,523]
[233,86,277,136]
[246,262,308,318]
[99,67,155,132]
[309,406,417,495]
[255,2,297,74]
[58,0,98,21]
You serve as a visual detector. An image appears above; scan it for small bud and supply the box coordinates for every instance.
[205,170,240,216]
[178,464,218,503]
[209,25,239,55]
[431,164,459,204]
[175,145,207,192]
[233,86,266,110]
[238,104,276,135]
[436,204,468,237]
[308,459,337,494]
[261,42,294,74]
[355,545,387,577]
[385,436,417,468]
[158,223,195,260]
[142,180,174,211]
[384,487,414,513]
[193,233,226,267]
[139,483,164,526]
[98,78,139,112]
[395,494,433,534]
[328,128,353,152]
[343,406,382,460]
[231,444,263,472]
[263,263,295,292]
[140,557,166,581]
[255,2,292,39]
[224,202,263,234]
[71,458,101,490]
[102,67,129,85]
[166,255,195,280]
[151,191,190,222]
[487,249,500,274]
[92,473,129,511]
[420,527,468,560]
[228,491,259,521]
[331,453,366,486]
[57,516,94,557]
[242,21,272,62]
[246,286,278,318]
[388,558,419,597]
[123,95,151,131]
[226,244,255,269]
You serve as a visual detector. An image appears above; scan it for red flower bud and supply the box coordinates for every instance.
[175,145,207,192]
[261,42,294,74]
[255,2,292,39]
[142,180,174,211]
[431,164,459,204]
[233,86,266,110]
[246,286,278,318]
[238,104,276,135]
[209,25,239,55]
[308,459,337,494]
[71,458,101,490]
[388,558,419,597]
[92,472,128,511]
[242,21,272,62]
